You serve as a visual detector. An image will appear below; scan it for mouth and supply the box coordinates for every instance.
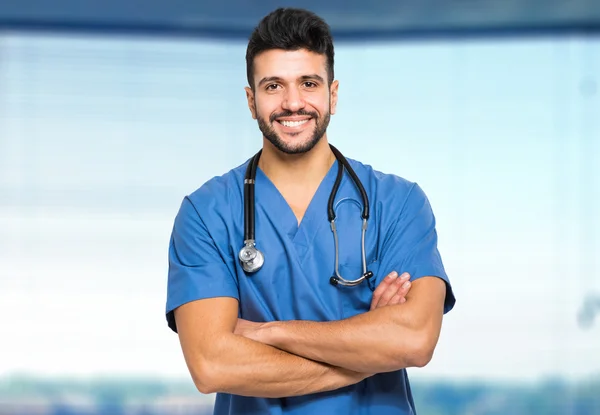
[276,118,312,129]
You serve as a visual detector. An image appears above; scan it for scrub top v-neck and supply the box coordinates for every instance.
[253,161,339,265]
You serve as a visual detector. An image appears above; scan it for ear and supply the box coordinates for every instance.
[329,80,339,115]
[245,86,257,119]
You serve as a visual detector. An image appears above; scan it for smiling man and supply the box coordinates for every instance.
[166,7,456,415]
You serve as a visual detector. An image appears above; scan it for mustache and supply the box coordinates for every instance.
[269,109,318,123]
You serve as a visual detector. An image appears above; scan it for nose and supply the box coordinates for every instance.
[282,86,305,113]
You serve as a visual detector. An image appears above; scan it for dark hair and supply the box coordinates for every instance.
[246,8,335,90]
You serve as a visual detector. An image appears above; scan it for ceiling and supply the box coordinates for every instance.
[1,0,600,41]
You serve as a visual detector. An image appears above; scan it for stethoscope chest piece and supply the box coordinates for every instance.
[239,241,264,273]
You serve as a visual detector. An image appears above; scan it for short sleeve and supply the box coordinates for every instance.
[378,183,456,314]
[165,196,240,333]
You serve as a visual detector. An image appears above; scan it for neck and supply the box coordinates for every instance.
[258,137,336,186]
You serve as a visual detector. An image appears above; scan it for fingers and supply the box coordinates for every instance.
[378,273,410,308]
[390,293,406,305]
[390,275,411,306]
[370,271,398,310]
[370,271,411,310]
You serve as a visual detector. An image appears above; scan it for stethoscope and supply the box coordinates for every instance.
[238,144,374,287]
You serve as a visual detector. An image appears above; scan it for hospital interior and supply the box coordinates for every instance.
[0,1,599,414]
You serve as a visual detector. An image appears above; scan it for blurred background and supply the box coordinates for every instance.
[0,1,599,414]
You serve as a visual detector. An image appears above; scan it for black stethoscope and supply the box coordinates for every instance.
[238,144,374,287]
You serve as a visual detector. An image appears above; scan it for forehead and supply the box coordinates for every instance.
[252,49,327,81]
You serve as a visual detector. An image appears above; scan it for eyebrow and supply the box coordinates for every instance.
[257,74,325,87]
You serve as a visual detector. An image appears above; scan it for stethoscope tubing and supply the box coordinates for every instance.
[244,149,261,243]
[241,144,373,287]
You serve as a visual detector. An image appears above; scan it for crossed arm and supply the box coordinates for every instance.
[174,271,447,397]
[235,275,446,373]
[174,296,369,398]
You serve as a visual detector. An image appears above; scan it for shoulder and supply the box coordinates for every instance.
[184,160,248,215]
[345,157,425,206]
[173,160,248,235]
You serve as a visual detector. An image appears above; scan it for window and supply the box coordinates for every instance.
[1,32,598,412]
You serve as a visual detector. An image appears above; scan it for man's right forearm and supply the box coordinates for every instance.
[190,333,369,398]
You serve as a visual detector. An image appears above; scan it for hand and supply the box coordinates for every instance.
[370,271,411,311]
[234,318,267,343]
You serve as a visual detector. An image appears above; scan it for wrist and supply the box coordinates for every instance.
[260,321,283,347]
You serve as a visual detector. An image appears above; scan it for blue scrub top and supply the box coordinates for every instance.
[166,156,456,415]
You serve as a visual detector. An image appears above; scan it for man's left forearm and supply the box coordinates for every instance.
[257,304,436,373]
[241,276,446,373]
[247,277,446,373]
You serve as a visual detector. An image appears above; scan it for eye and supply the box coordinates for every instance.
[303,81,317,88]
[266,84,280,91]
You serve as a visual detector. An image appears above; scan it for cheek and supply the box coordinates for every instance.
[255,97,279,118]
[316,92,334,111]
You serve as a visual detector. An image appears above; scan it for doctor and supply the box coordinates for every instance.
[166,7,456,415]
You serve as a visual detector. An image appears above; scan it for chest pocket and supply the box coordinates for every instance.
[333,198,380,318]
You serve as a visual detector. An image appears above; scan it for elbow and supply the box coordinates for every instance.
[408,346,434,368]
[194,378,218,395]
[395,331,437,369]
[188,335,240,395]
[190,358,223,395]
[410,332,437,368]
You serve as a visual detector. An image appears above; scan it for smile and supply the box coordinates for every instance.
[277,119,311,128]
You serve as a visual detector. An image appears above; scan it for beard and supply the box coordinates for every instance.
[255,106,331,155]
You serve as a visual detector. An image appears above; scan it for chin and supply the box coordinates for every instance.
[274,136,323,155]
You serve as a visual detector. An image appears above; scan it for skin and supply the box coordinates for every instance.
[174,48,445,397]
[175,271,410,397]
[244,49,339,224]
[370,271,411,310]
[245,49,337,157]
[234,276,445,373]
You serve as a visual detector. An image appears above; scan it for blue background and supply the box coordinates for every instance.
[0,2,599,414]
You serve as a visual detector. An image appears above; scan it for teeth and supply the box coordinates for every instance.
[280,119,309,127]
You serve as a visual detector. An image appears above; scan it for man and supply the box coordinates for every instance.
[166,7,456,415]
